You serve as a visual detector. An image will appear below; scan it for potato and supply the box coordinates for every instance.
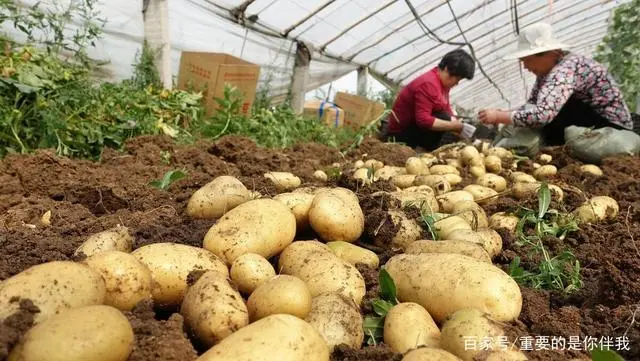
[489,212,520,233]
[385,253,523,323]
[186,175,250,219]
[73,224,133,258]
[573,195,619,224]
[384,302,440,354]
[406,240,491,263]
[195,314,329,361]
[0,261,106,324]
[512,182,563,202]
[420,154,438,167]
[230,253,276,295]
[446,158,462,169]
[402,348,463,361]
[313,170,328,181]
[203,198,297,265]
[432,213,472,240]
[484,155,502,173]
[278,241,366,305]
[533,164,557,180]
[444,173,463,186]
[375,166,406,181]
[9,305,133,361]
[391,188,440,214]
[309,188,365,243]
[464,184,498,204]
[468,155,485,168]
[447,229,503,258]
[415,175,451,195]
[264,171,302,191]
[437,190,475,213]
[353,167,375,185]
[181,270,249,347]
[579,164,603,177]
[392,174,417,189]
[451,200,488,229]
[83,251,153,311]
[484,147,512,159]
[305,293,364,351]
[327,241,379,268]
[440,308,507,361]
[460,145,480,164]
[538,153,552,163]
[406,157,430,175]
[131,242,228,307]
[508,171,537,183]
[246,274,312,322]
[354,160,365,168]
[470,165,487,177]
[273,192,315,231]
[365,159,384,170]
[388,210,424,250]
[430,164,460,176]
[476,174,507,192]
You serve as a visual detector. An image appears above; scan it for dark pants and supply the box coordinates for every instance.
[379,111,456,151]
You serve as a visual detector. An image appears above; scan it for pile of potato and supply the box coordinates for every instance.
[0,141,620,361]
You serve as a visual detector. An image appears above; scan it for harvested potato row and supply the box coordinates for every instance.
[327,241,380,269]
[384,302,441,354]
[305,293,364,351]
[186,175,250,219]
[264,171,302,191]
[74,225,134,258]
[247,275,312,322]
[309,188,365,243]
[573,195,619,224]
[230,253,276,296]
[405,240,492,263]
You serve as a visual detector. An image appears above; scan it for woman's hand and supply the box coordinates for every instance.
[478,109,513,125]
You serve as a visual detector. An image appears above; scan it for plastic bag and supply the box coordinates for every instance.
[492,125,543,158]
[565,125,640,164]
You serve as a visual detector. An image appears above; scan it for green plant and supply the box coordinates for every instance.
[362,268,398,346]
[591,347,626,361]
[149,169,187,190]
[507,183,582,294]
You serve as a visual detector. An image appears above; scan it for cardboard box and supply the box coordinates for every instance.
[177,51,260,116]
[333,92,386,128]
[303,100,345,128]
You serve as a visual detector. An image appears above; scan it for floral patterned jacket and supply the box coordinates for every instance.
[510,52,633,130]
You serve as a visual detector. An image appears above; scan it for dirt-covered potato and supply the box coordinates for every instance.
[186,175,250,219]
[432,213,472,240]
[440,308,508,361]
[83,251,153,311]
[533,164,557,180]
[247,275,312,322]
[579,164,603,177]
[489,212,520,233]
[484,155,502,174]
[181,270,249,347]
[305,293,364,351]
[387,210,425,250]
[375,166,407,181]
[392,174,417,189]
[402,347,463,361]
[131,242,228,307]
[573,195,619,224]
[229,253,276,296]
[309,187,365,243]
[430,165,460,176]
[420,154,438,167]
[476,174,507,192]
[8,305,134,361]
[391,187,440,213]
[365,159,384,170]
[414,175,451,195]
[437,191,475,213]
[406,156,430,175]
[470,165,487,177]
[451,200,488,229]
[385,253,522,323]
[354,160,365,168]
[264,171,302,191]
[73,224,133,258]
[512,182,563,202]
[460,145,480,164]
[0,261,106,324]
[384,302,440,354]
[508,171,537,183]
[195,314,329,361]
[273,192,315,231]
[278,241,366,306]
[443,173,463,187]
[446,158,462,169]
[327,241,379,268]
[313,170,329,181]
[204,198,297,265]
[446,229,503,258]
[353,167,376,185]
[483,147,512,159]
[538,153,553,163]
[405,240,491,263]
[463,185,498,204]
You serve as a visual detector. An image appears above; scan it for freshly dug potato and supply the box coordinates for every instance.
[181,270,249,347]
[414,175,451,195]
[83,251,153,311]
[391,188,440,213]
[73,224,133,258]
[354,160,365,168]
[484,147,512,159]
[437,190,475,213]
[432,213,472,240]
[353,167,375,185]
[579,164,603,177]
[375,166,407,181]
[446,158,462,169]
[420,154,438,167]
[508,171,537,183]
[365,159,384,170]
[463,185,498,204]
[385,253,523,323]
[451,200,488,229]
[460,145,480,164]
[229,253,276,295]
[444,173,463,186]
[489,212,520,233]
[387,210,424,250]
[278,241,366,305]
[273,192,315,231]
[9,305,134,361]
[406,157,429,175]
[470,165,487,177]
[327,241,379,268]
[430,164,460,176]
[246,275,312,322]
[392,174,417,189]
[484,155,502,173]
[264,171,302,191]
[204,198,297,265]
[131,243,228,307]
[0,261,106,324]
[538,153,552,163]
[402,348,463,361]
[440,308,507,361]
[384,302,440,354]
[313,170,328,181]
[309,187,365,243]
[468,154,485,167]
[305,293,364,351]
[186,175,250,219]
[533,164,557,180]
[195,314,329,361]
[573,196,619,224]
[405,240,491,263]
[476,174,507,192]
[512,182,563,202]
[447,228,503,258]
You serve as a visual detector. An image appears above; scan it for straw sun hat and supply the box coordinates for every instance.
[503,22,570,60]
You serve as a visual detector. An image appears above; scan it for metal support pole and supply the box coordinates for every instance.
[290,41,311,114]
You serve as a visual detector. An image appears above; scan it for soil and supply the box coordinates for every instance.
[1,135,639,361]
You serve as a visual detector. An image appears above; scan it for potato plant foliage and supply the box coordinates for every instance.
[362,268,398,346]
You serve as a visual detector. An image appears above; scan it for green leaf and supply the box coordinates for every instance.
[537,183,551,219]
[363,315,385,345]
[371,299,395,317]
[378,268,397,303]
[591,347,626,361]
[149,169,187,190]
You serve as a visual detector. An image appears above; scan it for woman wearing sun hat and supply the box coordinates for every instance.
[477,22,635,145]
